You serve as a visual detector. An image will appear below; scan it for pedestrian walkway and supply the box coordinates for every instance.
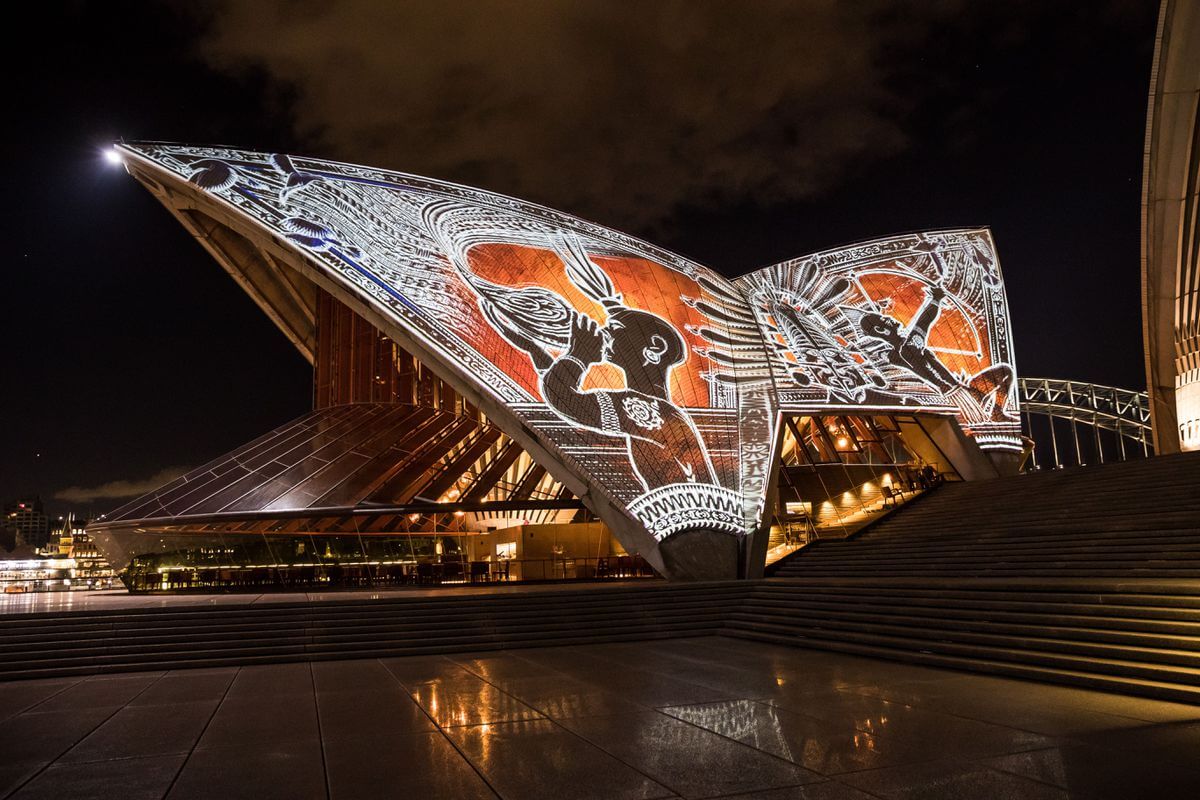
[2,637,1199,799]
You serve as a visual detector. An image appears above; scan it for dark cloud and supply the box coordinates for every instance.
[56,467,190,505]
[192,1,965,229]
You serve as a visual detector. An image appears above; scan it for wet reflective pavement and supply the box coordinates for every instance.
[1,637,1199,798]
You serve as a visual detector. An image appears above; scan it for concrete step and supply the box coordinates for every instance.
[778,549,1200,566]
[730,606,1200,662]
[0,627,715,681]
[0,608,733,662]
[0,622,721,678]
[741,597,1200,634]
[749,454,1200,702]
[0,584,745,678]
[751,588,1200,619]
[0,593,736,635]
[4,453,1198,703]
[776,564,1200,574]
[722,626,1200,704]
[804,530,1200,550]
[723,617,1200,688]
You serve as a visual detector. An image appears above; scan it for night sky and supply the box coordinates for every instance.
[6,1,1159,516]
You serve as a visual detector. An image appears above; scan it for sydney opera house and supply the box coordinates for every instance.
[87,0,1200,592]
[88,141,1032,590]
[7,6,1198,775]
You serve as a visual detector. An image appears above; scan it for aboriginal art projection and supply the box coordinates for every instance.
[735,230,1020,452]
[118,144,1020,561]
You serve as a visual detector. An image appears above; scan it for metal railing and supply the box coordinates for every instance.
[1018,377,1153,469]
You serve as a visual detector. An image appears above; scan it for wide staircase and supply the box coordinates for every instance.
[771,451,1200,580]
[2,454,1198,702]
[739,452,1200,702]
[0,583,742,681]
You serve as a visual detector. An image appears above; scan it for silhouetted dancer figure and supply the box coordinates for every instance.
[850,282,1014,421]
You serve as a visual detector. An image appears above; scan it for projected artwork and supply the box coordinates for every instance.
[734,230,1020,450]
[118,143,1020,550]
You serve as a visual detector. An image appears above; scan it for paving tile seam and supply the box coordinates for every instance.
[530,638,739,676]
[864,704,1129,745]
[1013,698,1200,728]
[159,666,242,800]
[883,695,1171,738]
[523,711,697,798]
[52,747,197,766]
[748,691,1070,758]
[475,648,652,690]
[823,681,1152,740]
[741,697,897,741]
[1060,721,1200,771]
[0,671,171,800]
[447,657,652,718]
[307,662,332,800]
[447,652,723,798]
[459,650,594,685]
[835,780,891,800]
[690,781,849,800]
[616,700,824,780]
[966,746,1087,794]
[839,756,1057,797]
[10,641,1200,799]
[0,678,84,724]
[657,690,926,791]
[596,648,784,699]
[376,656,505,800]
[693,779,871,800]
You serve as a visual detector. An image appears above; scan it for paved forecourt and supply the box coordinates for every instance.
[2,637,1200,799]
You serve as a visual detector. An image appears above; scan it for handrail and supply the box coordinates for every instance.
[1018,377,1151,433]
[1017,377,1153,468]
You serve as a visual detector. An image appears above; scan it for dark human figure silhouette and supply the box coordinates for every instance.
[487,302,716,492]
[853,283,1014,420]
